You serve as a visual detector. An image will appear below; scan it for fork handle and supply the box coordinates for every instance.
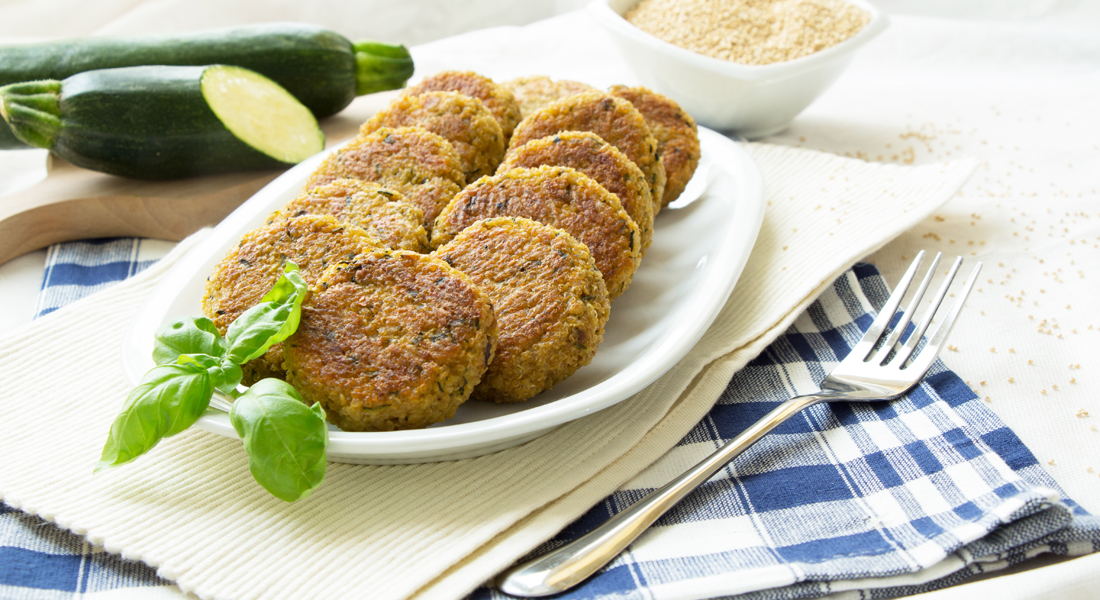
[497,393,828,597]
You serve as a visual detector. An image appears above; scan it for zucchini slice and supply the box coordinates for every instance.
[202,66,323,165]
[0,65,325,180]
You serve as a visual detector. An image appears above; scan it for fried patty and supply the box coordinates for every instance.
[499,131,655,253]
[284,250,498,431]
[404,70,522,140]
[201,214,383,384]
[609,85,700,207]
[360,91,505,184]
[432,166,641,299]
[434,217,609,403]
[501,75,596,121]
[508,91,666,206]
[306,126,465,232]
[274,179,428,253]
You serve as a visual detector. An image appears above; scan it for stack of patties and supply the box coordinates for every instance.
[202,208,498,430]
[202,70,701,430]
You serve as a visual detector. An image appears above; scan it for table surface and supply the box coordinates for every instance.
[1,1,1098,598]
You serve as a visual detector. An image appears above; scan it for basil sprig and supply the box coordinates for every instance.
[226,265,308,364]
[96,362,214,470]
[97,262,329,502]
[152,316,226,365]
[231,379,328,502]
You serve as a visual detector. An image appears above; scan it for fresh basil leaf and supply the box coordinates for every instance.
[226,262,308,365]
[95,363,213,472]
[177,353,218,369]
[153,316,227,365]
[230,378,328,502]
[178,354,242,395]
[210,360,244,395]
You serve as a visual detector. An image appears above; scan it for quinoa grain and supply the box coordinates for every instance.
[624,0,870,66]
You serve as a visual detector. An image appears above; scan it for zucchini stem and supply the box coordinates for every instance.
[352,41,414,96]
[0,80,62,149]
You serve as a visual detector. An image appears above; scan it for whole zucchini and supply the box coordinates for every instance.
[0,22,413,148]
[0,65,325,179]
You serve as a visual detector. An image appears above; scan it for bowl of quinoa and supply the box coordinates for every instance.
[588,0,888,138]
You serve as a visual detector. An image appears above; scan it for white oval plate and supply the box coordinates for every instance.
[120,127,764,464]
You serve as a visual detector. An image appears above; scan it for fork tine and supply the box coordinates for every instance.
[850,250,926,362]
[904,261,982,374]
[892,256,963,366]
[871,252,941,365]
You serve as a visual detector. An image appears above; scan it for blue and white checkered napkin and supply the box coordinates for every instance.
[478,264,1100,600]
[3,242,1098,600]
[34,237,176,319]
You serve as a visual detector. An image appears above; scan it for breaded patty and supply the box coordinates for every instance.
[434,217,610,403]
[432,166,641,299]
[499,131,655,253]
[508,91,666,206]
[274,179,429,253]
[609,85,700,207]
[284,250,498,431]
[201,214,382,384]
[404,70,522,140]
[360,91,505,184]
[306,127,465,231]
[501,76,596,121]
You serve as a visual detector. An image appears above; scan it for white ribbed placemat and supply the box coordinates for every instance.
[0,144,976,600]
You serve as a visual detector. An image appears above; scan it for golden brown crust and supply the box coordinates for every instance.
[404,71,522,140]
[284,250,498,431]
[201,214,383,384]
[609,85,700,207]
[360,91,505,184]
[508,91,666,205]
[432,166,641,299]
[434,217,609,403]
[501,76,597,121]
[306,127,465,232]
[499,131,654,253]
[274,179,429,253]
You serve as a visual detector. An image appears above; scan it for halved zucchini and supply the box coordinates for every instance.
[0,64,325,179]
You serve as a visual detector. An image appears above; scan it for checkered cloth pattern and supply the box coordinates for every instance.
[34,238,175,319]
[475,264,1100,600]
[3,242,1097,600]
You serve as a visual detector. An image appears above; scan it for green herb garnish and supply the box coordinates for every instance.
[97,261,328,502]
[231,379,328,502]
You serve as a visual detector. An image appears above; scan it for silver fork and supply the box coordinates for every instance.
[498,251,981,597]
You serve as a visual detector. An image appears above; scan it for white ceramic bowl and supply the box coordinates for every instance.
[588,0,888,138]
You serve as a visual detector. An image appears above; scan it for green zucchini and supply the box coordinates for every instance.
[0,22,413,149]
[0,65,325,179]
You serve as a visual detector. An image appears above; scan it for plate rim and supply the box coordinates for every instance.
[119,126,764,460]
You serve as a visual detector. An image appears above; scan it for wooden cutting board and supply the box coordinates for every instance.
[0,92,395,266]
